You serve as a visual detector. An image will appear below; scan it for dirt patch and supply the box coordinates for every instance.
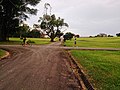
[0,44,83,90]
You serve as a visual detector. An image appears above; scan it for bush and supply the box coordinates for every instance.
[27,40,35,43]
[116,33,120,37]
[108,35,113,37]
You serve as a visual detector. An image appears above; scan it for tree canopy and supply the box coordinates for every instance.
[63,32,74,42]
[39,14,69,42]
[116,33,120,37]
[0,0,41,41]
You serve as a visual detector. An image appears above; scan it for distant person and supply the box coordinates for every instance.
[60,36,65,46]
[23,37,26,46]
[74,37,76,47]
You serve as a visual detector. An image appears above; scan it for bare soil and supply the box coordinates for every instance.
[0,42,82,90]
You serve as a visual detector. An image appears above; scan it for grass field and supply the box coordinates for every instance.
[0,49,6,58]
[71,50,120,90]
[0,38,51,45]
[65,37,120,48]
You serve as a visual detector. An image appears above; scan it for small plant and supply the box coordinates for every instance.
[27,40,35,43]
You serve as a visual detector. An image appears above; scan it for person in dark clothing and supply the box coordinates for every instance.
[23,37,26,46]
[74,37,76,47]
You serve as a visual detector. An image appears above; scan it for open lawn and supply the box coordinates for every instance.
[0,38,51,45]
[65,37,120,48]
[0,49,6,58]
[71,50,120,90]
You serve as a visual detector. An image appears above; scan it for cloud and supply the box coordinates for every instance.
[27,0,120,36]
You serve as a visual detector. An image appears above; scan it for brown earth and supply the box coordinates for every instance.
[0,42,82,90]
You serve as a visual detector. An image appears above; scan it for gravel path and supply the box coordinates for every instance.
[0,42,119,90]
[0,43,81,90]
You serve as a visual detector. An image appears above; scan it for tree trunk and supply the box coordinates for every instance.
[0,16,9,41]
[0,30,7,41]
[50,38,54,42]
[0,23,9,41]
[50,33,55,42]
[50,35,55,42]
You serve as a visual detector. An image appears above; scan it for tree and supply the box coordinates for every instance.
[19,24,30,38]
[97,33,107,37]
[75,35,80,38]
[0,0,41,41]
[33,24,44,37]
[39,14,68,42]
[108,35,113,37]
[63,32,74,41]
[27,29,41,38]
[116,33,120,37]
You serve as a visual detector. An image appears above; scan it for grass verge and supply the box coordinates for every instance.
[71,50,120,90]
[0,49,6,58]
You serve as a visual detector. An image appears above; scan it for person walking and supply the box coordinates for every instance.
[74,37,77,47]
[23,37,26,46]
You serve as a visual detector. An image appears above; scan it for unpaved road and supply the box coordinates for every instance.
[0,42,81,90]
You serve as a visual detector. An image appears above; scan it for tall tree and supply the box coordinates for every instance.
[39,14,68,42]
[0,0,41,41]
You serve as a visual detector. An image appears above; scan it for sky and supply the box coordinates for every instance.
[27,0,120,37]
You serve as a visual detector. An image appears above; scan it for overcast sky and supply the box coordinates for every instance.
[27,0,120,36]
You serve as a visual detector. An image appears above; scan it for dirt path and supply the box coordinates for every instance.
[0,43,81,90]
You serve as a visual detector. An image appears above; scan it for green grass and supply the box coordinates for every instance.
[71,50,120,90]
[0,38,51,45]
[0,49,6,58]
[65,37,120,48]
[26,38,51,45]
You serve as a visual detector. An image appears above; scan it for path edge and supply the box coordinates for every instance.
[0,49,10,60]
[67,51,95,90]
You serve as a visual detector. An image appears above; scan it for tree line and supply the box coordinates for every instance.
[1,0,119,42]
[89,33,120,37]
[0,1,69,42]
